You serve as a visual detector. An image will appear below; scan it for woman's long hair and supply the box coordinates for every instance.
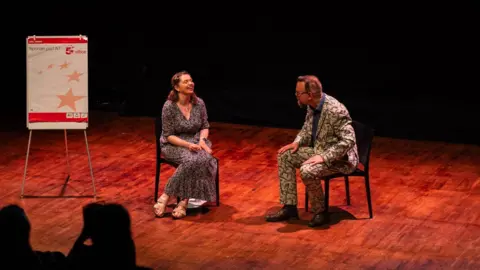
[167,71,198,104]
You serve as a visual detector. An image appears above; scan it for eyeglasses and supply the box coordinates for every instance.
[295,91,308,97]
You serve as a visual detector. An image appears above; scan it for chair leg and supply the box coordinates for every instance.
[154,161,160,202]
[344,176,351,205]
[305,189,309,212]
[365,175,373,218]
[324,180,330,214]
[215,158,220,206]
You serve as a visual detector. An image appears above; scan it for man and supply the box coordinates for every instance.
[265,75,359,227]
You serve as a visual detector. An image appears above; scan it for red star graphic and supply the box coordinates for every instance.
[57,88,85,112]
[59,61,70,69]
[67,70,83,82]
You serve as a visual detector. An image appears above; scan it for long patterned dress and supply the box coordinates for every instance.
[159,97,217,202]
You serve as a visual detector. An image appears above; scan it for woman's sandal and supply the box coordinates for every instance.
[172,200,188,219]
[153,194,169,217]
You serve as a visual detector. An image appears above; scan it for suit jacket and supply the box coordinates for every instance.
[294,93,359,173]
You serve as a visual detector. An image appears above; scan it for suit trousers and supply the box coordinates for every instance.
[278,147,342,213]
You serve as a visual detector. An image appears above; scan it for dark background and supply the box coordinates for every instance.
[2,4,478,144]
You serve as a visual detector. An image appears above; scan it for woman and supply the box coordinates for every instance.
[153,71,217,219]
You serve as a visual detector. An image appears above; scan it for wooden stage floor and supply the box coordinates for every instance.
[1,111,479,269]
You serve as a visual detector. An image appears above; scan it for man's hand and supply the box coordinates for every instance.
[302,155,324,165]
[188,143,202,152]
[199,139,212,154]
[278,142,299,154]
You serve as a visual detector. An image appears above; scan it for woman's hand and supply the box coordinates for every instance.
[199,139,212,154]
[188,143,202,152]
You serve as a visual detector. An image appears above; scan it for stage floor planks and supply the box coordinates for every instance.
[1,111,479,269]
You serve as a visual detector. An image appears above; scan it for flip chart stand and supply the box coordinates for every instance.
[20,129,96,199]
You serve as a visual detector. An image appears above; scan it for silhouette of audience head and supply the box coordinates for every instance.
[0,204,66,269]
[0,204,32,254]
[69,202,138,269]
[92,203,133,246]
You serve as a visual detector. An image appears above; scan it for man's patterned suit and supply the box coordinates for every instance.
[278,93,359,213]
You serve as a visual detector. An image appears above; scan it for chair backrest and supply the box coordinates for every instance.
[352,120,374,169]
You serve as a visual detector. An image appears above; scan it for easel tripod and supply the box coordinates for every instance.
[21,129,96,198]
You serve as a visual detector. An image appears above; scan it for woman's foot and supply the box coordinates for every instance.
[153,193,169,217]
[172,199,188,219]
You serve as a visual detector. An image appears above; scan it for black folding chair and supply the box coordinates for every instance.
[305,120,374,218]
[154,116,220,206]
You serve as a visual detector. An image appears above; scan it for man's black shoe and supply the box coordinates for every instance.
[308,212,330,227]
[265,208,299,222]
